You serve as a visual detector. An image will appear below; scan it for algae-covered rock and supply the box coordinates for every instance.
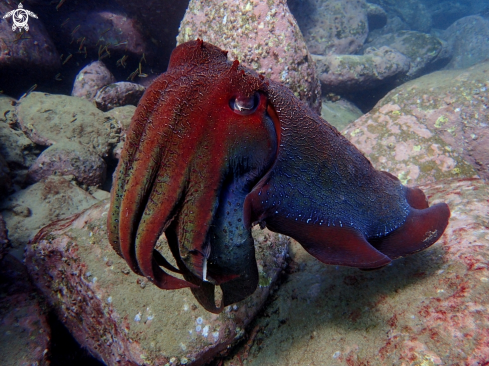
[289,0,369,56]
[315,46,410,93]
[177,0,321,112]
[321,98,363,132]
[72,61,116,102]
[366,30,451,79]
[16,92,121,158]
[0,176,100,259]
[25,200,289,366]
[345,61,489,184]
[225,178,489,365]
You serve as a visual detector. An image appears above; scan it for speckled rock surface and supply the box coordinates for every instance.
[0,176,101,260]
[16,92,122,158]
[0,96,42,189]
[365,30,451,79]
[0,213,8,261]
[25,200,289,366]
[72,61,116,101]
[443,15,489,70]
[344,61,488,184]
[0,254,50,366]
[224,178,489,366]
[289,0,368,56]
[27,141,107,187]
[177,0,321,112]
[94,81,145,111]
[315,46,410,93]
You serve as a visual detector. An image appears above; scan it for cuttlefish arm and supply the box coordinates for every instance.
[108,40,450,313]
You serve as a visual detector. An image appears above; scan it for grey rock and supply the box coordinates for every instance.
[365,30,451,79]
[315,46,410,93]
[443,16,489,70]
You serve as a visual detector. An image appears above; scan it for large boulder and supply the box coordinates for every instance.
[315,46,410,93]
[0,176,102,259]
[25,200,288,366]
[365,30,451,79]
[443,16,489,70]
[345,61,489,184]
[289,0,369,55]
[177,0,321,112]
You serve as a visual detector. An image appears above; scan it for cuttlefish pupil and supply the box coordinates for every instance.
[107,39,450,314]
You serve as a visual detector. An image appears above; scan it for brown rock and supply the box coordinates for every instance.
[94,81,145,111]
[27,141,107,187]
[25,200,289,366]
[72,61,116,101]
[177,0,321,112]
[344,61,489,184]
[225,178,489,366]
[0,254,50,366]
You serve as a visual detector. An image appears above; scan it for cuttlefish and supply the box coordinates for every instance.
[107,40,450,313]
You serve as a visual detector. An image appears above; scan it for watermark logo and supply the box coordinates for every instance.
[3,3,38,32]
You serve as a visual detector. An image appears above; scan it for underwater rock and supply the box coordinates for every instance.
[94,81,146,111]
[16,92,122,158]
[113,0,189,67]
[27,141,107,187]
[367,0,432,32]
[345,61,489,184]
[72,61,116,101]
[0,214,8,261]
[365,30,451,79]
[0,96,42,189]
[0,3,60,73]
[365,2,387,31]
[25,200,288,366]
[59,11,149,60]
[443,16,489,70]
[177,0,321,112]
[315,46,410,94]
[224,177,489,366]
[103,105,136,160]
[0,254,50,366]
[289,0,369,56]
[320,98,363,132]
[0,176,100,259]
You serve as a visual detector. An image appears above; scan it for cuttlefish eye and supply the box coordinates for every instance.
[230,92,260,115]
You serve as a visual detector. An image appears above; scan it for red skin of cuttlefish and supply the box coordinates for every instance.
[107,40,450,313]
